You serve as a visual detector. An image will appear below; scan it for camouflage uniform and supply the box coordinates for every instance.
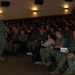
[64,30,72,38]
[53,37,65,62]
[5,32,13,53]
[37,32,47,42]
[57,39,75,75]
[40,36,65,63]
[27,31,47,52]
[27,31,39,52]
[11,33,20,53]
[64,57,75,75]
[18,33,28,54]
[58,38,75,67]
[18,34,28,43]
[0,21,7,56]
[40,39,55,63]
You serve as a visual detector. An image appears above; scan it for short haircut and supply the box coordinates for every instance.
[56,30,63,35]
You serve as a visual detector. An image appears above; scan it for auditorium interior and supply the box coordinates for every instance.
[0,0,75,75]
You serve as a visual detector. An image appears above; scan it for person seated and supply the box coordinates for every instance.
[39,30,65,66]
[51,30,75,75]
[26,28,39,55]
[34,33,55,64]
[42,33,55,47]
[11,27,20,55]
[63,53,75,75]
[26,27,47,56]
[18,29,28,55]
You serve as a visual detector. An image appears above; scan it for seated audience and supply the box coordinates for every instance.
[39,30,65,66]
[51,30,75,75]
[35,33,55,65]
[3,14,75,75]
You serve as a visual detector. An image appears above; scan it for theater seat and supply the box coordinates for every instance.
[67,38,74,47]
[64,38,70,47]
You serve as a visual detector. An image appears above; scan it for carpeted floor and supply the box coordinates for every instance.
[0,55,50,75]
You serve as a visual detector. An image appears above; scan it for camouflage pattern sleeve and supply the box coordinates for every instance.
[0,21,7,39]
[54,37,65,47]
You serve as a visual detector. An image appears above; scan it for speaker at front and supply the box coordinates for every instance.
[34,0,44,5]
[65,0,73,2]
[1,1,10,7]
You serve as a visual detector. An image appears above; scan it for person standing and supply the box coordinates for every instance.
[0,14,7,61]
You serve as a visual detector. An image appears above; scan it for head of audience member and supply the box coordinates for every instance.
[20,29,25,35]
[32,20,35,23]
[23,25,27,29]
[47,33,52,39]
[50,28,54,33]
[12,26,16,30]
[37,27,41,32]
[17,26,21,31]
[56,30,63,38]
[65,26,69,31]
[36,19,39,23]
[58,27,62,31]
[12,26,18,34]
[27,28,31,33]
[40,29,44,35]
[46,25,50,31]
[30,26,34,31]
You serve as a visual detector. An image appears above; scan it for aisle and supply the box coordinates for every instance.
[0,55,50,75]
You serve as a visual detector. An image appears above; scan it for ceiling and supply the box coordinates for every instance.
[0,0,75,19]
